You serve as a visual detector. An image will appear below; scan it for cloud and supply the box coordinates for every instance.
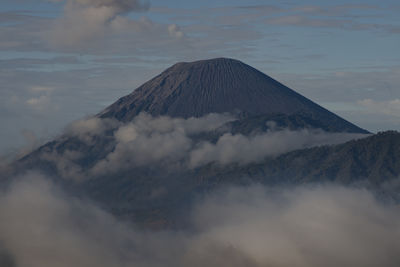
[0,173,139,267]
[65,117,120,142]
[266,15,353,29]
[83,113,368,175]
[29,113,234,178]
[90,113,234,174]
[30,86,54,93]
[189,129,367,167]
[31,117,123,179]
[265,14,388,32]
[26,95,51,110]
[25,85,58,112]
[262,4,398,33]
[0,8,186,54]
[11,112,367,179]
[0,174,399,267]
[357,98,400,117]
[16,130,40,157]
[50,0,150,47]
[40,150,86,180]
[168,24,184,38]
[191,184,400,267]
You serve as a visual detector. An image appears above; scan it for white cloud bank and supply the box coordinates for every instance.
[32,113,369,178]
[189,129,366,167]
[82,113,368,174]
[0,174,399,267]
[90,113,235,173]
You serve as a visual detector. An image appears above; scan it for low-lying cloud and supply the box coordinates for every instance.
[85,113,367,174]
[192,184,400,267]
[0,174,399,267]
[90,113,235,173]
[65,117,120,144]
[31,113,369,178]
[189,129,366,167]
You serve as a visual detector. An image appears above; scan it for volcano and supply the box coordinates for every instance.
[9,57,387,229]
[99,58,367,133]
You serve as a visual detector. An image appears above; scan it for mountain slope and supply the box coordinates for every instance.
[99,58,367,133]
[6,57,385,229]
[74,131,400,228]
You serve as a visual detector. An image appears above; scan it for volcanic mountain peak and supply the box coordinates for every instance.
[99,57,367,133]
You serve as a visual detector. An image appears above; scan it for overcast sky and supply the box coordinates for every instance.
[1,0,400,154]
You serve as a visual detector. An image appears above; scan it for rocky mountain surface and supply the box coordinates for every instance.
[99,58,367,133]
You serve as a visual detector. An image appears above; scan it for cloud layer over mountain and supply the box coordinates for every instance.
[66,113,367,174]
[0,174,399,267]
[31,113,368,179]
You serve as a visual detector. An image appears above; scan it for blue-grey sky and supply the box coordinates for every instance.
[1,0,400,155]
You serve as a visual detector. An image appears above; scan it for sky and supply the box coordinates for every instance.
[1,0,400,155]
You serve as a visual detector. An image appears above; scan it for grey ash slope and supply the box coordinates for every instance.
[99,58,367,133]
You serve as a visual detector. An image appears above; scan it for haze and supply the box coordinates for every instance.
[1,0,400,154]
